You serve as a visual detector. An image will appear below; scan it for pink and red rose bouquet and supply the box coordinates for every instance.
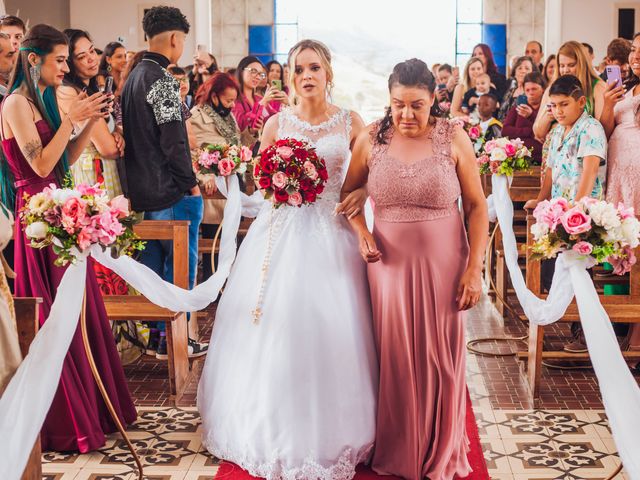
[530,197,640,274]
[477,137,531,176]
[253,138,328,208]
[21,182,144,266]
[195,143,253,177]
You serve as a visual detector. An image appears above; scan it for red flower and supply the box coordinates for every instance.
[294,148,309,160]
[299,178,312,191]
[274,189,289,203]
[285,165,301,177]
[258,176,272,189]
[304,191,317,203]
[318,167,328,181]
[261,160,276,174]
[315,184,324,194]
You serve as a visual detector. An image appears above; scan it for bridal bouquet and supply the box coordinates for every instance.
[195,143,253,177]
[21,182,144,266]
[477,137,531,176]
[253,138,328,208]
[530,197,640,274]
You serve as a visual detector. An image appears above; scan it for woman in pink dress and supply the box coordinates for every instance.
[342,59,488,480]
[601,32,640,353]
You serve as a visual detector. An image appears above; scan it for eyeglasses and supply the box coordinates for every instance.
[244,67,266,79]
[175,76,189,83]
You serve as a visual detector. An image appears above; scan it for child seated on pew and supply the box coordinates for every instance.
[524,74,608,354]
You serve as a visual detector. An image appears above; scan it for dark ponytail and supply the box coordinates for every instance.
[376,58,441,145]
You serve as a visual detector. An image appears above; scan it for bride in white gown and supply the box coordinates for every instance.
[197,40,378,480]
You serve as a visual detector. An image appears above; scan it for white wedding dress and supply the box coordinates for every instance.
[197,107,378,480]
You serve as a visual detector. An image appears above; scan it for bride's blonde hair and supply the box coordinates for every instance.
[286,39,334,102]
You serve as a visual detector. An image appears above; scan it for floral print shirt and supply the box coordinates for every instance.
[547,111,607,202]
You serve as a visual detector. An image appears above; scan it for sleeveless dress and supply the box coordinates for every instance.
[197,108,377,480]
[367,119,472,480]
[1,116,136,453]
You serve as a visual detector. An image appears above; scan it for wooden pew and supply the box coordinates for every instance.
[485,167,541,316]
[102,220,191,403]
[520,214,640,400]
[14,297,43,480]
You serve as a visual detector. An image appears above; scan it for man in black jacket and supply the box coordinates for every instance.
[121,6,206,358]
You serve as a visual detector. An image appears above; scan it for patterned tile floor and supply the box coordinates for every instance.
[42,293,638,479]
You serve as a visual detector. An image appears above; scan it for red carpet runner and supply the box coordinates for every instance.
[214,390,489,480]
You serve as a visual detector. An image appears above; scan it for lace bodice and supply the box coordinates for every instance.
[277,107,352,207]
[368,118,461,222]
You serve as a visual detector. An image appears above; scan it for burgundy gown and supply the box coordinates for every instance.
[367,118,471,480]
[2,117,136,453]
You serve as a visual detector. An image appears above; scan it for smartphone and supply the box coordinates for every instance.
[437,83,447,90]
[271,79,282,91]
[516,94,528,106]
[101,76,114,114]
[605,65,623,88]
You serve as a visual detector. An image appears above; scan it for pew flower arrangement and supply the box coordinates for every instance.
[476,137,531,176]
[21,181,144,267]
[449,115,484,154]
[195,143,254,177]
[530,197,640,274]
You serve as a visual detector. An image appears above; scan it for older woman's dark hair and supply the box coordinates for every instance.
[376,58,440,144]
[509,55,538,79]
[523,71,547,90]
[62,29,100,95]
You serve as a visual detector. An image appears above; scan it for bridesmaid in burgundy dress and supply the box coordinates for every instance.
[0,24,136,453]
[342,59,488,480]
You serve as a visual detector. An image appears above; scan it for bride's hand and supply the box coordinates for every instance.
[358,230,381,263]
[456,267,482,311]
[335,187,368,219]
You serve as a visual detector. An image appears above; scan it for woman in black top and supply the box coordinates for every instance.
[472,43,508,98]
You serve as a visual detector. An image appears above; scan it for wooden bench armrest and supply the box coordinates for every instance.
[13,297,42,358]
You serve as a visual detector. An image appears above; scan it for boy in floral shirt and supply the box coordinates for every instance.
[525,74,607,353]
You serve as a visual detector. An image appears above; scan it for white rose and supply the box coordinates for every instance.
[28,192,51,214]
[490,149,507,162]
[25,221,48,240]
[621,218,640,248]
[51,188,81,206]
[530,222,549,241]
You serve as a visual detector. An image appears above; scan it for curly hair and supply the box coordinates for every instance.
[142,6,190,39]
[376,58,441,145]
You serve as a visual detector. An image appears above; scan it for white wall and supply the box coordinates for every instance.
[69,0,198,66]
[556,0,640,62]
[5,0,70,30]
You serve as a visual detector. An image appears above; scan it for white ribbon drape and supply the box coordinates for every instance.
[491,173,640,479]
[0,175,267,479]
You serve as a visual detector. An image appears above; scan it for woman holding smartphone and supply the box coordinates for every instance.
[0,23,136,453]
[232,56,287,148]
[498,55,536,120]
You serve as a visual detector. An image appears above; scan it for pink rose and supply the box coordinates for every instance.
[468,126,480,140]
[572,241,593,255]
[93,212,125,246]
[272,171,288,189]
[533,198,569,231]
[240,146,253,163]
[489,160,500,174]
[276,146,294,160]
[109,195,130,219]
[484,140,497,153]
[561,206,592,235]
[504,143,516,157]
[77,183,102,197]
[477,154,490,165]
[61,197,88,234]
[287,191,303,207]
[303,160,318,180]
[77,225,97,251]
[218,158,235,176]
[617,202,635,220]
[609,246,637,275]
[200,150,220,168]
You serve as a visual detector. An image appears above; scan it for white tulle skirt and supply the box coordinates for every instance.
[197,201,378,480]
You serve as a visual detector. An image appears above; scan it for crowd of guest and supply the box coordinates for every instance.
[1,4,640,462]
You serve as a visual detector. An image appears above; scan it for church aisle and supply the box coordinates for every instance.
[41,296,635,480]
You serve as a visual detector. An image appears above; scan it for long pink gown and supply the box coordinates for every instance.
[605,89,640,212]
[2,117,136,453]
[367,118,471,480]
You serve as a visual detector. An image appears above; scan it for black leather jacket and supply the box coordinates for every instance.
[121,52,196,212]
